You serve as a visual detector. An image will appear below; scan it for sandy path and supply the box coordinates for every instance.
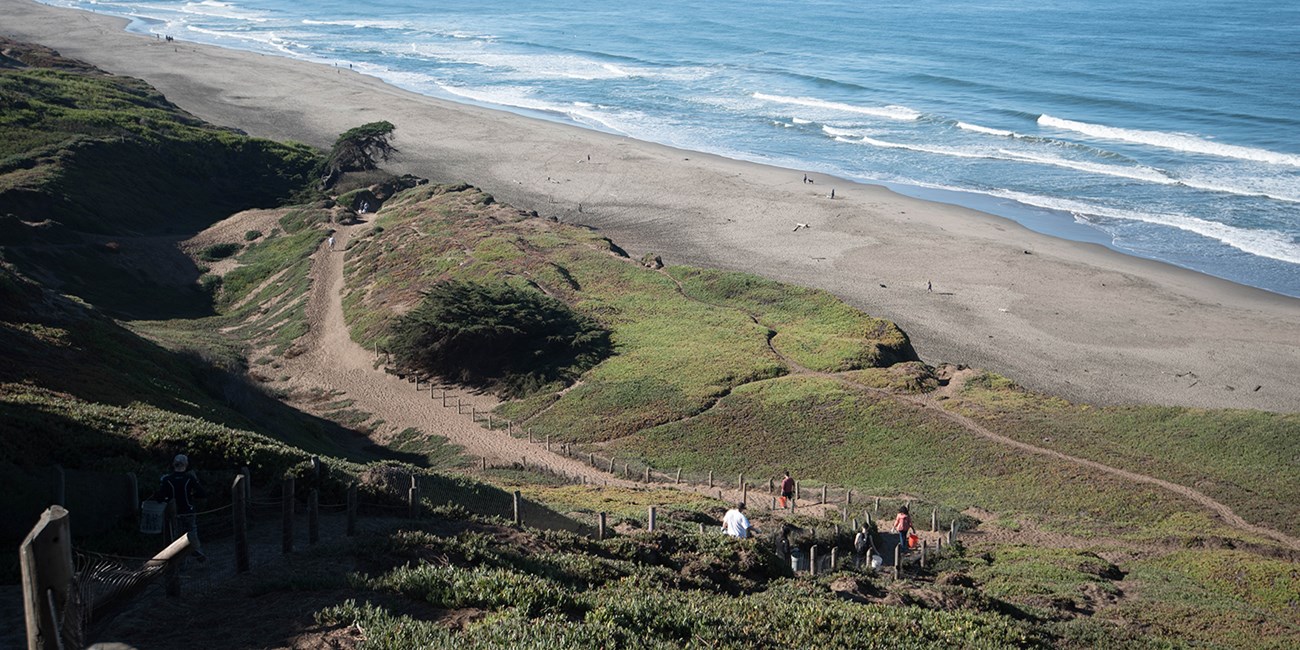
[274,221,642,486]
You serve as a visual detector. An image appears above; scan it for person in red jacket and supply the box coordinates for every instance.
[893,506,913,552]
[151,454,208,562]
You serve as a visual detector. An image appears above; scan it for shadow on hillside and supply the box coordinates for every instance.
[3,230,217,320]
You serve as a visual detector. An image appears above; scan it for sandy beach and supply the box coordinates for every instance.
[4,0,1299,412]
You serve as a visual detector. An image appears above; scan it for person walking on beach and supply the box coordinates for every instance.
[151,454,207,562]
[927,280,932,292]
[893,506,913,553]
[779,470,795,509]
[721,502,753,538]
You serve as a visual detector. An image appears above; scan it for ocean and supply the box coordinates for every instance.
[42,0,1300,297]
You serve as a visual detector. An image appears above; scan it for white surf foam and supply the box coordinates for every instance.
[791,117,813,125]
[820,125,861,138]
[998,151,1176,184]
[989,190,1300,264]
[956,121,1015,137]
[1039,115,1300,167]
[753,93,920,121]
[853,136,994,160]
[184,24,304,55]
[178,0,269,23]
[436,85,638,135]
[1176,176,1300,204]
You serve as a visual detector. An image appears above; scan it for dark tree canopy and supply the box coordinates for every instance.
[322,121,397,188]
[387,280,612,397]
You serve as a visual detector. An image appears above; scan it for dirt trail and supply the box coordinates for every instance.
[655,270,1300,551]
[277,221,635,486]
[271,222,1296,551]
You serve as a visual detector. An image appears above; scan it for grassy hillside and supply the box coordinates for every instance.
[96,504,1300,649]
[0,38,323,318]
[338,183,1298,544]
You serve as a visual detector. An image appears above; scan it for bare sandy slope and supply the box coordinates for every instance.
[5,0,1300,416]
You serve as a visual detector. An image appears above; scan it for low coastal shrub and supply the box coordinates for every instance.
[387,280,612,397]
[198,242,240,261]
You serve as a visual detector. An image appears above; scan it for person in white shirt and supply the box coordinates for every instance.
[721,502,752,538]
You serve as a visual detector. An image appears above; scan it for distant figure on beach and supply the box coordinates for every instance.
[327,236,335,250]
[830,188,836,199]
[803,173,808,183]
[151,454,207,563]
[927,280,932,292]
[721,502,752,538]
[779,470,795,508]
[893,506,913,552]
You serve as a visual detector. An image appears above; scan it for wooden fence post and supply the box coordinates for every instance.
[795,481,801,501]
[346,482,358,537]
[21,506,74,650]
[308,489,320,545]
[648,506,656,532]
[442,389,448,407]
[408,476,420,519]
[512,490,522,526]
[821,485,827,505]
[874,497,879,515]
[847,489,853,505]
[738,472,744,491]
[481,457,487,471]
[831,547,838,571]
[921,540,928,568]
[769,477,775,494]
[894,546,901,580]
[546,435,551,452]
[282,477,295,555]
[232,475,249,573]
[810,546,818,576]
[590,453,596,466]
[608,457,615,473]
[598,512,607,540]
[931,508,938,532]
[771,496,777,510]
[644,466,651,483]
[623,463,629,478]
[242,467,252,501]
[676,468,682,484]
[949,520,957,544]
[707,470,713,488]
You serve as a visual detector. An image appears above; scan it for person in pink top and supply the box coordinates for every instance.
[893,506,913,552]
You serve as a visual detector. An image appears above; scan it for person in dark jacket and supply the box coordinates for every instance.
[152,454,207,561]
